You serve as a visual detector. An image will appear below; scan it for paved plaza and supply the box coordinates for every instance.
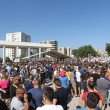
[67,96,110,110]
[49,80,110,110]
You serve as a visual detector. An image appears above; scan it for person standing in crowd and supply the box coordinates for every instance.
[31,66,37,78]
[70,68,76,96]
[105,70,110,89]
[81,81,102,109]
[53,68,58,78]
[75,67,81,97]
[66,68,75,97]
[80,71,89,96]
[24,75,34,93]
[91,68,100,88]
[48,64,53,80]
[53,78,68,110]
[0,74,10,104]
[77,92,100,110]
[20,68,25,83]
[66,68,71,88]
[59,68,68,89]
[27,79,43,110]
[105,70,110,105]
[39,68,46,85]
[11,87,29,110]
[6,63,12,77]
[12,65,19,76]
[10,75,21,99]
[37,86,63,110]
[52,63,57,72]
[96,72,110,109]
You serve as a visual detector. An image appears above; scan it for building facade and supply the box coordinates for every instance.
[40,40,58,51]
[6,32,31,60]
[59,47,71,56]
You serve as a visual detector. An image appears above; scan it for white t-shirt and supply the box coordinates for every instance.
[6,66,11,74]
[36,104,63,110]
[76,71,81,82]
[54,70,57,76]
[11,97,25,110]
[32,69,37,75]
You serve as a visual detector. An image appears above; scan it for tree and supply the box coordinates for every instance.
[20,54,25,60]
[71,49,78,57]
[5,57,10,62]
[0,57,3,62]
[106,43,110,56]
[71,45,97,58]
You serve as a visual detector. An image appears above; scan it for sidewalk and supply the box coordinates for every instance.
[67,96,110,110]
[68,96,80,110]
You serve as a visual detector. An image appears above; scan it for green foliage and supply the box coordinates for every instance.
[20,54,25,59]
[106,43,110,56]
[0,57,3,62]
[72,45,97,58]
[5,57,10,62]
[71,49,78,57]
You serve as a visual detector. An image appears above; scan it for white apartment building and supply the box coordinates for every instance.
[40,40,58,51]
[6,32,31,60]
[59,47,71,56]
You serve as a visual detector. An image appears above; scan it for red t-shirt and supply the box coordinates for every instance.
[82,91,102,100]
[52,65,57,71]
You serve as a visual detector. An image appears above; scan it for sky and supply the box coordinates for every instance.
[0,0,110,57]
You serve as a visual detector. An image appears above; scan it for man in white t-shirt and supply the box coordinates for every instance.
[11,87,29,110]
[53,68,58,77]
[75,68,81,96]
[37,87,63,110]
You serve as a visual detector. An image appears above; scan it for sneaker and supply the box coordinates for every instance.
[75,94,80,97]
[75,94,78,97]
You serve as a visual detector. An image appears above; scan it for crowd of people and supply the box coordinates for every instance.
[0,58,110,110]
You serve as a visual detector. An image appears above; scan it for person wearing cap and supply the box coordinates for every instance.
[59,68,68,89]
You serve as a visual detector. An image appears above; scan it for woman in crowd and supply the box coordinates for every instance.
[0,73,10,104]
[20,67,25,83]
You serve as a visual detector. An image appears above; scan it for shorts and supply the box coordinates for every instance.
[101,93,107,104]
[71,80,76,89]
[0,88,10,99]
[76,82,81,88]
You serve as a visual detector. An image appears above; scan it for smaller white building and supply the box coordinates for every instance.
[59,47,71,56]
[6,32,31,60]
